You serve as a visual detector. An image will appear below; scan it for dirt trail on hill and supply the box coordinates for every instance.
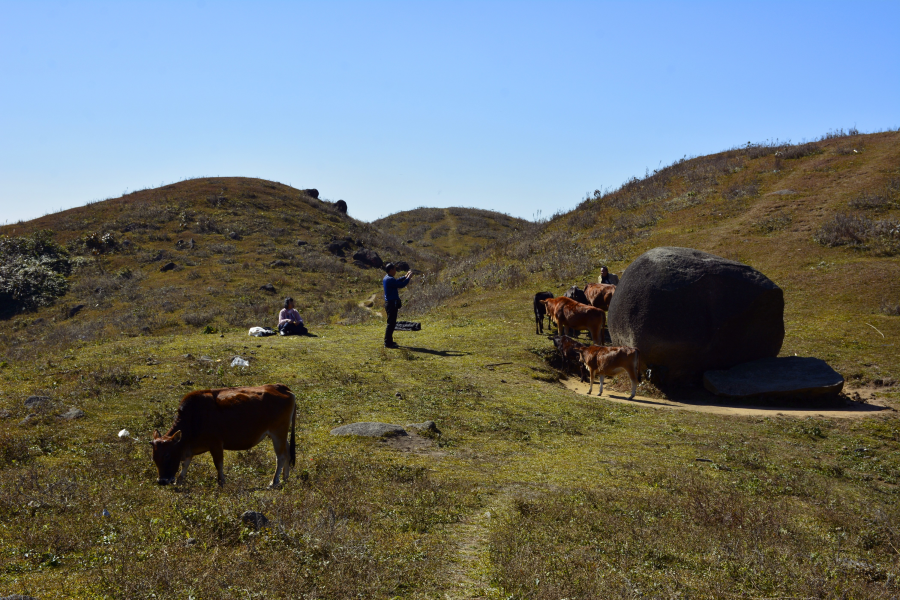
[358,293,382,318]
[560,378,893,419]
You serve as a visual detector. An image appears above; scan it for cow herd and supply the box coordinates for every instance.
[534,279,642,400]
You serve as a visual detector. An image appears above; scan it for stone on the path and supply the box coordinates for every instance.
[241,510,270,530]
[608,247,784,385]
[703,356,844,400]
[24,396,50,410]
[330,422,407,437]
[60,407,85,420]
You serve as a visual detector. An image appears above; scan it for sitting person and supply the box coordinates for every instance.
[598,265,620,285]
[278,297,308,336]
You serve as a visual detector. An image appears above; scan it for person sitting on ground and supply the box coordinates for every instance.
[382,262,413,348]
[278,297,308,336]
[598,265,620,285]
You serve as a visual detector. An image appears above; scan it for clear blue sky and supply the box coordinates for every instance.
[1,1,897,224]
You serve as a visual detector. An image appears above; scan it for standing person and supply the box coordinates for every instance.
[278,297,308,336]
[382,262,413,348]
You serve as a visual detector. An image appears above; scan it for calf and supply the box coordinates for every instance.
[151,384,296,488]
[533,291,554,334]
[564,285,589,305]
[584,283,616,311]
[575,345,641,399]
[552,335,588,382]
[540,297,606,346]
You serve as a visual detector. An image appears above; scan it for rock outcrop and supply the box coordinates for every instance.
[703,357,844,400]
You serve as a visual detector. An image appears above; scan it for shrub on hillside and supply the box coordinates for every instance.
[0,231,71,317]
[814,213,900,254]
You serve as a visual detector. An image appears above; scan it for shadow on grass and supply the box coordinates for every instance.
[403,346,471,358]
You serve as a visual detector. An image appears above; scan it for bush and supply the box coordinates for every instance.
[0,231,71,317]
[814,213,900,254]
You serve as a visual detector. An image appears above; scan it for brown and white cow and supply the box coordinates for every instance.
[540,297,606,346]
[575,345,641,399]
[151,384,296,488]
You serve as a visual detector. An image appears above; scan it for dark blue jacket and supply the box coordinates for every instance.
[383,274,410,302]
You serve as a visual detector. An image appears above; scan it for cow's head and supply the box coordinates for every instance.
[150,429,183,485]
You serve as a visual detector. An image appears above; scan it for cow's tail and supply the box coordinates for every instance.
[289,398,297,468]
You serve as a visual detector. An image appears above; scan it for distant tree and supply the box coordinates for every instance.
[0,230,72,317]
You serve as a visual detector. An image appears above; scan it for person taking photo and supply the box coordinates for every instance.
[382,262,412,348]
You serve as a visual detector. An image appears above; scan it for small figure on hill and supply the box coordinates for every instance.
[382,262,413,348]
[599,266,620,285]
[278,297,308,336]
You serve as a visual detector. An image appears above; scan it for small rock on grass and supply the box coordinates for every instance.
[330,422,407,437]
[0,409,10,419]
[405,420,441,437]
[1,594,39,600]
[241,511,270,530]
[24,396,50,410]
[18,414,38,427]
[60,407,85,420]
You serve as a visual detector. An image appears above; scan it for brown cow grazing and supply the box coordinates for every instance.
[552,334,588,382]
[151,384,296,488]
[584,283,616,311]
[540,297,606,346]
[575,345,641,399]
[533,291,554,334]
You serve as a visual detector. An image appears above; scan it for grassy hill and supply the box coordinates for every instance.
[373,206,527,256]
[0,177,443,351]
[407,129,900,386]
[2,132,900,598]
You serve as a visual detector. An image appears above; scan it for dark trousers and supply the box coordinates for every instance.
[384,300,399,344]
[279,321,307,336]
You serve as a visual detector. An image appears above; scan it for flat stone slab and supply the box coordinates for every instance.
[704,356,844,400]
[330,422,407,437]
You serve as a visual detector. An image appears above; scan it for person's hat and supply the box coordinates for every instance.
[383,262,395,272]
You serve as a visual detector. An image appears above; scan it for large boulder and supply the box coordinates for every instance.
[608,247,784,385]
[352,248,383,269]
[703,357,844,400]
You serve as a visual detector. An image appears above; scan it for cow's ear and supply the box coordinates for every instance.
[171,430,182,443]
[152,429,161,440]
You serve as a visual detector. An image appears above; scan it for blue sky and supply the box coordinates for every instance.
[1,1,897,224]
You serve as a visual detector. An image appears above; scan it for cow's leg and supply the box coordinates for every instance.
[629,375,637,400]
[269,432,289,488]
[597,375,605,396]
[586,368,594,395]
[177,456,193,485]
[210,444,225,486]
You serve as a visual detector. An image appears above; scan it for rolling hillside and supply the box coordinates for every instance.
[2,131,900,598]
[406,129,900,384]
[0,177,443,351]
[372,206,527,256]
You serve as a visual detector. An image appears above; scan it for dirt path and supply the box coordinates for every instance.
[358,293,382,318]
[559,377,894,419]
[441,492,510,600]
